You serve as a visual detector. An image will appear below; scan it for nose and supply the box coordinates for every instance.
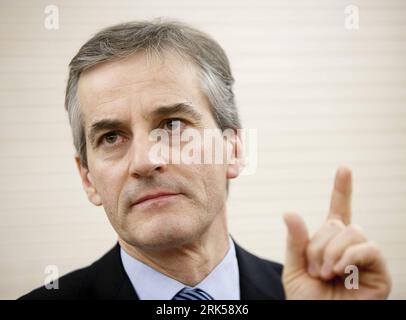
[129,132,167,178]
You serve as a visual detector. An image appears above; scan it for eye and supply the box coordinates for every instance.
[100,131,123,146]
[162,118,185,131]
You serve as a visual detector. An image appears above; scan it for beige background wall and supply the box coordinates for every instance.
[0,0,405,299]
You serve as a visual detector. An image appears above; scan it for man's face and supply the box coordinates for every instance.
[76,52,240,251]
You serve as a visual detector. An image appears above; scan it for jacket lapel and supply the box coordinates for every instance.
[89,243,139,299]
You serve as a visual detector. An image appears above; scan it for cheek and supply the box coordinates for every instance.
[186,163,227,203]
[208,165,228,194]
[90,161,127,213]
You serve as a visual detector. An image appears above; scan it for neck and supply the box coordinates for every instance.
[119,212,230,287]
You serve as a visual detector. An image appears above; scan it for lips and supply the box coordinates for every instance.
[133,191,181,206]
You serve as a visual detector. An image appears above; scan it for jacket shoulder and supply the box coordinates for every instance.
[250,252,283,278]
[18,244,123,300]
[18,266,91,300]
[234,241,285,299]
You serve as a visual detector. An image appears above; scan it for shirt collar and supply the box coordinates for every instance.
[120,236,240,300]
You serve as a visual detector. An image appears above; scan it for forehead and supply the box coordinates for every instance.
[77,51,207,124]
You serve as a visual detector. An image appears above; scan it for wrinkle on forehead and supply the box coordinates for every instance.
[77,51,204,119]
[94,80,193,108]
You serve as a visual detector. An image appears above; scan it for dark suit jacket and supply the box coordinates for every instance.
[19,241,285,300]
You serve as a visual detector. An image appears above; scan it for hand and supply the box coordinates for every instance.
[282,167,392,299]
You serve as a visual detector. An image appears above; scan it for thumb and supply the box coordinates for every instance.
[283,212,309,271]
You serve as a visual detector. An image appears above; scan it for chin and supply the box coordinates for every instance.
[123,213,205,251]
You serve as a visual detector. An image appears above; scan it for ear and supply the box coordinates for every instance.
[225,130,245,180]
[74,155,102,206]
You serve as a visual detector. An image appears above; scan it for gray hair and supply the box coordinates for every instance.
[65,19,241,168]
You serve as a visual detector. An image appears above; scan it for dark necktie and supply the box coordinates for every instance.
[172,287,214,300]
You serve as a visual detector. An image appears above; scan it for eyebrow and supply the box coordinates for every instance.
[87,102,203,147]
[149,102,203,123]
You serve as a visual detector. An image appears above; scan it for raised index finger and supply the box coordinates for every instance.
[328,166,353,225]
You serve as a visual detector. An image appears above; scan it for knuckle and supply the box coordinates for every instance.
[306,242,321,261]
[343,246,357,260]
[367,241,381,255]
[326,218,345,230]
[345,224,366,240]
[323,245,336,263]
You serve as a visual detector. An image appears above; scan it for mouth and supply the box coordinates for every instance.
[131,191,182,209]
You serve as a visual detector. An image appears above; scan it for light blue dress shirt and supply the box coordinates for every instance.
[120,236,240,300]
